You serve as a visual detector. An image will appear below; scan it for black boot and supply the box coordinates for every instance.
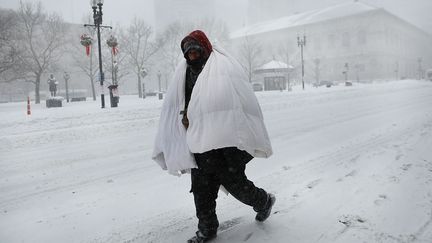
[255,193,276,222]
[187,230,217,243]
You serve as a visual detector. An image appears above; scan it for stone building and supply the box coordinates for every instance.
[230,1,432,83]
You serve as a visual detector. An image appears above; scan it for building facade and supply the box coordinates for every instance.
[231,2,432,83]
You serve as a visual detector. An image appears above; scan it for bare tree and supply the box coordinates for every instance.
[121,17,162,98]
[277,41,295,90]
[194,18,230,46]
[67,26,98,100]
[65,14,99,101]
[159,22,187,74]
[0,9,20,76]
[14,1,67,103]
[239,36,262,83]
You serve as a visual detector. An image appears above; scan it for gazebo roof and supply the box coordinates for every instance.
[255,60,294,74]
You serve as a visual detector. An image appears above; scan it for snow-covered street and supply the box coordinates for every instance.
[1,80,432,243]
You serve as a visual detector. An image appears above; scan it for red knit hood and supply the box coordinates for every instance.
[181,30,213,61]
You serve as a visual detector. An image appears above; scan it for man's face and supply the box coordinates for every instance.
[187,49,201,61]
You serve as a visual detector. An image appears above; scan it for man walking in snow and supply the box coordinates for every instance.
[153,30,275,243]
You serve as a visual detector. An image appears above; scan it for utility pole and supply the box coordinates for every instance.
[297,34,306,90]
[343,62,349,82]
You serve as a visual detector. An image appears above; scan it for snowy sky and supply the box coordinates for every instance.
[0,0,431,33]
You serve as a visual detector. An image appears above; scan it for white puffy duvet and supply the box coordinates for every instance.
[152,47,272,176]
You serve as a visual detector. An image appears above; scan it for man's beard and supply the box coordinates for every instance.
[187,58,205,68]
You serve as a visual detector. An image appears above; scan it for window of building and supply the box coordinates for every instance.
[328,34,335,48]
[355,64,365,72]
[342,32,350,47]
[357,30,367,45]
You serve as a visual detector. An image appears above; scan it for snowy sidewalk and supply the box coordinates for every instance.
[1,80,432,243]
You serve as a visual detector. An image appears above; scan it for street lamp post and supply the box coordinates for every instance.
[106,35,118,85]
[343,62,349,82]
[63,71,70,102]
[106,35,119,108]
[84,0,112,109]
[93,0,104,108]
[394,61,399,80]
[297,34,306,90]
[157,70,162,100]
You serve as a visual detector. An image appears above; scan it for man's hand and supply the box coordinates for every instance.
[182,114,189,129]
[180,110,189,129]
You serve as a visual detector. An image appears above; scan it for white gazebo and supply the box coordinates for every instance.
[254,60,294,91]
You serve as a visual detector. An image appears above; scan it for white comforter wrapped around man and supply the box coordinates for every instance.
[152,46,272,176]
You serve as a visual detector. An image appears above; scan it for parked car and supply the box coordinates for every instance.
[145,90,157,96]
[252,82,263,91]
[314,80,333,87]
[426,69,432,81]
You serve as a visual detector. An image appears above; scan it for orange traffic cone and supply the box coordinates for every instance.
[27,96,31,115]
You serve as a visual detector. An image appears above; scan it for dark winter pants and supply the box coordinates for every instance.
[190,147,268,236]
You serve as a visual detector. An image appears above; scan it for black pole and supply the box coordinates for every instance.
[298,35,306,90]
[158,74,161,93]
[64,72,69,102]
[66,79,69,102]
[93,4,105,108]
[97,6,105,108]
[85,3,111,106]
[109,46,114,107]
